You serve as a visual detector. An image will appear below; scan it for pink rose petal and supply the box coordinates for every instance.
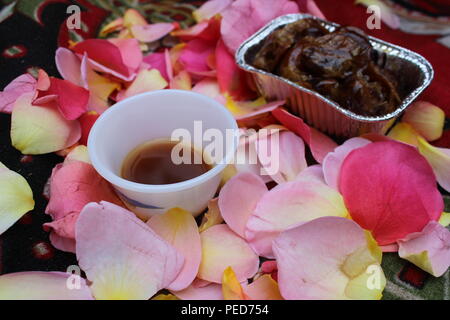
[131,22,176,43]
[193,0,233,22]
[246,179,348,258]
[76,201,184,300]
[339,141,443,245]
[0,74,36,114]
[272,108,338,163]
[218,172,268,238]
[273,216,385,300]
[398,221,450,277]
[322,137,371,189]
[55,47,82,85]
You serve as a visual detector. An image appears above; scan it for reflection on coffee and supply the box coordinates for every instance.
[121,139,212,185]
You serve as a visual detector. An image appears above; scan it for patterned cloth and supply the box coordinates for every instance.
[0,0,448,300]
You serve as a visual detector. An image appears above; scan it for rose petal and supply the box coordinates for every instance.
[439,212,450,227]
[296,0,326,18]
[76,201,184,300]
[64,145,90,165]
[55,47,82,85]
[294,164,326,184]
[131,22,176,43]
[80,55,119,114]
[45,161,123,221]
[272,108,338,163]
[179,38,216,77]
[0,74,36,114]
[11,93,81,154]
[398,221,450,277]
[199,198,224,232]
[173,281,223,300]
[192,78,226,104]
[0,162,34,235]
[417,136,450,193]
[78,111,99,146]
[143,49,173,81]
[402,101,445,142]
[170,70,192,90]
[118,69,168,100]
[123,8,147,28]
[339,141,443,245]
[173,16,221,42]
[99,17,124,37]
[219,172,268,237]
[273,216,385,300]
[147,208,201,291]
[246,179,348,258]
[198,224,259,283]
[387,122,419,146]
[108,38,143,75]
[322,137,371,189]
[0,272,93,300]
[245,274,283,300]
[49,232,76,253]
[220,0,299,54]
[34,76,90,120]
[256,130,307,184]
[222,267,249,300]
[216,38,254,100]
[193,0,233,22]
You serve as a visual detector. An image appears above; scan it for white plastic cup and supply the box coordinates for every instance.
[88,90,238,219]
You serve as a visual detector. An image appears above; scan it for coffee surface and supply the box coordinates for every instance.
[121,139,211,185]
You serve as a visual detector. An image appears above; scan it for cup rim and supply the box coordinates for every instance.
[88,89,239,193]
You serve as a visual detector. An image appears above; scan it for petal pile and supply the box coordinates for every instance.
[76,201,184,300]
[273,216,386,300]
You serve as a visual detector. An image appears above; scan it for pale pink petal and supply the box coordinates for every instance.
[0,272,93,300]
[272,108,338,163]
[322,137,371,189]
[256,130,307,184]
[246,179,348,258]
[198,224,259,283]
[192,78,226,104]
[402,101,446,142]
[218,172,268,238]
[398,221,450,277]
[49,232,76,253]
[131,22,176,43]
[380,243,399,252]
[11,93,81,155]
[220,0,299,54]
[147,208,201,291]
[76,201,184,300]
[108,38,143,76]
[173,281,223,300]
[294,164,326,184]
[55,47,82,85]
[0,74,36,114]
[193,0,233,22]
[273,216,385,300]
[118,69,168,100]
[339,141,443,245]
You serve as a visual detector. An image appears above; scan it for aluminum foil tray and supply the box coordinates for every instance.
[235,14,434,138]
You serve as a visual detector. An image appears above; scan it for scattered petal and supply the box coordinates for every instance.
[0,162,34,235]
[273,216,385,300]
[173,280,223,300]
[170,70,192,90]
[76,201,184,300]
[11,93,81,154]
[179,38,216,77]
[0,272,93,300]
[322,137,371,189]
[192,78,226,104]
[402,101,445,142]
[131,22,176,43]
[143,49,173,81]
[55,47,82,85]
[439,212,450,227]
[222,267,249,300]
[246,179,348,258]
[245,274,283,300]
[198,224,259,283]
[118,69,168,100]
[147,208,201,291]
[199,198,224,232]
[339,141,443,245]
[398,221,450,277]
[193,0,233,22]
[218,172,268,238]
[0,73,36,114]
[272,108,338,163]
